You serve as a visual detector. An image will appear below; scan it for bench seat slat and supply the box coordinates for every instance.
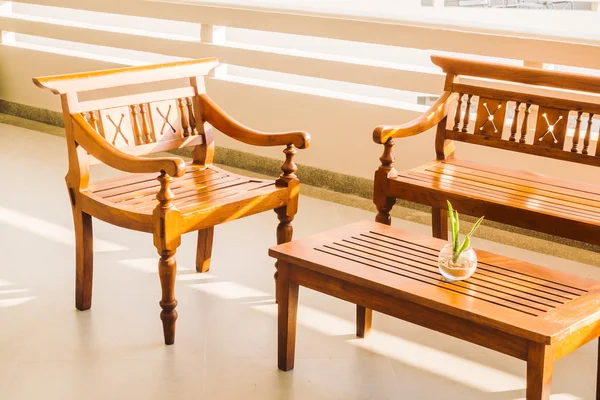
[445,159,600,202]
[396,171,600,225]
[390,159,600,226]
[405,171,600,221]
[426,165,600,210]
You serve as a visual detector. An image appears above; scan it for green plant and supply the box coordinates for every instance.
[447,201,485,263]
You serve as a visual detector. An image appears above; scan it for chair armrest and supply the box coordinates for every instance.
[72,114,186,177]
[373,92,457,144]
[199,94,310,149]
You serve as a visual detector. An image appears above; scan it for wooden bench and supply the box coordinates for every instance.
[373,56,600,245]
[269,221,600,399]
[33,59,310,344]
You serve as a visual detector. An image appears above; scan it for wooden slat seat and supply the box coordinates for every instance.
[390,158,600,244]
[89,164,284,215]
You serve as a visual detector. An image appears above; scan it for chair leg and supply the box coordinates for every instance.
[153,172,181,345]
[432,206,449,240]
[196,227,214,273]
[73,209,93,311]
[526,342,554,400]
[158,248,178,345]
[275,206,295,303]
[356,305,372,338]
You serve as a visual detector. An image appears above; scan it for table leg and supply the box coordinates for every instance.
[356,306,372,338]
[432,207,449,240]
[526,342,554,400]
[278,261,299,371]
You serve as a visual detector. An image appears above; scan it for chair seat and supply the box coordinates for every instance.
[88,163,286,216]
[390,158,600,240]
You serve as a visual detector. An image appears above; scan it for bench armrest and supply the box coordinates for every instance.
[373,92,457,144]
[72,113,186,177]
[199,94,310,149]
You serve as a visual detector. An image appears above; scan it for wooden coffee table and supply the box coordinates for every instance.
[269,221,600,400]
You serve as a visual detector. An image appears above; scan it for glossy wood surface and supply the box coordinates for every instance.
[88,164,282,216]
[34,58,309,345]
[390,158,600,245]
[271,221,600,343]
[372,55,600,247]
[373,91,456,144]
[33,58,219,94]
[432,55,600,94]
[270,221,600,399]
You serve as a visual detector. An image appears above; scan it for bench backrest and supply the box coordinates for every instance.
[33,58,219,164]
[433,56,600,167]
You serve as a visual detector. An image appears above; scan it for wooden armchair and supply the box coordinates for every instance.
[33,58,310,344]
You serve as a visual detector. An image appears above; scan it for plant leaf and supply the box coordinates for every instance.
[453,209,460,252]
[447,201,457,247]
[447,200,454,217]
[466,216,485,238]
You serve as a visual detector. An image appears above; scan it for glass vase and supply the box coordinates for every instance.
[438,244,477,282]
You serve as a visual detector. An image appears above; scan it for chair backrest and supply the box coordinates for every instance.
[33,58,219,164]
[433,56,600,167]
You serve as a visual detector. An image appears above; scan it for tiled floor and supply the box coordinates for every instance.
[0,122,598,399]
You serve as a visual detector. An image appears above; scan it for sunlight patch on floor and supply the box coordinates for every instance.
[0,279,35,308]
[118,258,194,274]
[0,296,35,308]
[0,206,126,252]
[189,280,271,300]
[176,272,216,281]
[0,288,29,295]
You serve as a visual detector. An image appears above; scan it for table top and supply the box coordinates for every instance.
[269,221,600,343]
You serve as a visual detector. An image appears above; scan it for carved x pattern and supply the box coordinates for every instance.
[107,114,129,145]
[157,105,176,135]
[538,113,563,144]
[479,102,503,133]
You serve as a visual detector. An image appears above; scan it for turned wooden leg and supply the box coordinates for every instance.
[526,342,554,400]
[275,206,295,303]
[196,227,214,273]
[356,305,372,338]
[158,249,178,345]
[375,196,395,226]
[153,171,181,345]
[73,209,93,311]
[278,261,299,371]
[432,206,449,240]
